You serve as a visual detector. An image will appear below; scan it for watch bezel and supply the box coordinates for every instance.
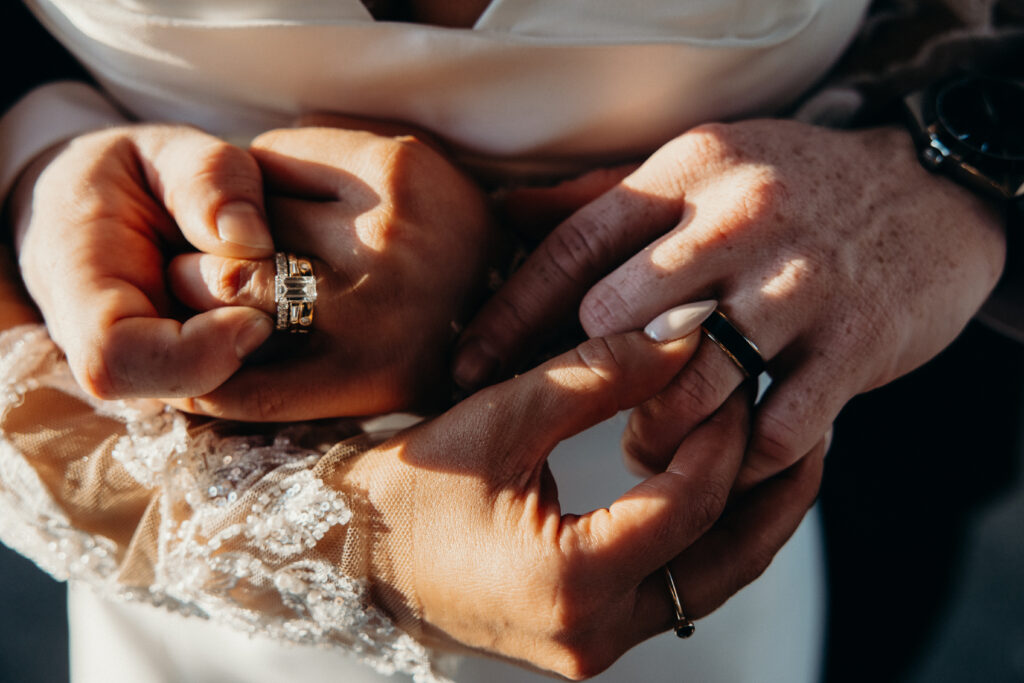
[904,75,1024,202]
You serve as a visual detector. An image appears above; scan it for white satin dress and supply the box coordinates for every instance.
[1,1,870,681]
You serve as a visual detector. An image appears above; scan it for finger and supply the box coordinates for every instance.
[168,253,277,315]
[622,337,748,475]
[568,387,753,579]
[455,320,705,475]
[575,213,734,339]
[263,196,366,258]
[133,126,273,257]
[167,346,400,419]
[498,164,639,242]
[291,113,447,154]
[630,436,825,640]
[736,361,847,491]
[622,293,793,476]
[168,196,361,319]
[69,307,273,399]
[251,127,407,202]
[453,174,684,390]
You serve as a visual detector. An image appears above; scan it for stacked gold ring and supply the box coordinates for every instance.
[274,252,317,333]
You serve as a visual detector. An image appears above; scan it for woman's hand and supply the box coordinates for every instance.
[167,122,496,420]
[11,124,275,398]
[454,120,1005,488]
[338,322,824,678]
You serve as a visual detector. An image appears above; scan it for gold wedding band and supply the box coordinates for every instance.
[274,253,317,333]
[663,565,695,638]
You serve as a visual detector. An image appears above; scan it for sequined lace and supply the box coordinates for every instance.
[0,324,446,683]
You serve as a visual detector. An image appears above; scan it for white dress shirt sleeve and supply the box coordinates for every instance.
[0,81,128,205]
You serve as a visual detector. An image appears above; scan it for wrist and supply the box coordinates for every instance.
[320,435,424,639]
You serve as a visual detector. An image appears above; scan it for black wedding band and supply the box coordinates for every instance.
[701,310,765,379]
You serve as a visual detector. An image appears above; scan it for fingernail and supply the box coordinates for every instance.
[453,338,499,389]
[235,313,273,359]
[644,300,718,342]
[216,201,273,251]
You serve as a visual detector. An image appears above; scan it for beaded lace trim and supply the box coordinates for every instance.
[0,324,446,683]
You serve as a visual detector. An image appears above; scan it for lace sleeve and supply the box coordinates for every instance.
[0,324,447,683]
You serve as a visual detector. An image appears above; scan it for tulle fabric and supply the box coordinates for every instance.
[0,324,446,682]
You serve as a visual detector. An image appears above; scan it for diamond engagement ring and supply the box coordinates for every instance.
[275,253,317,333]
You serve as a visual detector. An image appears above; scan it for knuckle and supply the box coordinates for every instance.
[621,418,668,473]
[193,142,259,193]
[736,167,786,222]
[77,337,124,400]
[614,411,671,475]
[375,135,435,185]
[392,133,436,159]
[229,381,287,422]
[249,128,289,153]
[573,336,626,387]
[685,476,731,531]
[578,282,631,336]
[673,122,734,162]
[750,409,803,473]
[667,363,725,425]
[250,384,287,421]
[483,291,535,346]
[543,219,607,288]
[213,258,263,303]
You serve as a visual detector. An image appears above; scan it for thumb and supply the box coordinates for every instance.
[134,126,274,258]
[470,301,715,473]
[69,307,274,400]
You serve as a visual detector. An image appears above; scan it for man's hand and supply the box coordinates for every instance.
[12,124,275,399]
[455,120,1006,487]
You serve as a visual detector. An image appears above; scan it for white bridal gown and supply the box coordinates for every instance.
[0,0,869,681]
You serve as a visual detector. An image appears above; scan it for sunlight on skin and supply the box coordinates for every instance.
[758,258,810,300]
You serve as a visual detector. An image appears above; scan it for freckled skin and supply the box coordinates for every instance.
[610,121,1005,485]
[461,119,1006,490]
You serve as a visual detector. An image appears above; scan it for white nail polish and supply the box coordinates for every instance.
[644,300,718,342]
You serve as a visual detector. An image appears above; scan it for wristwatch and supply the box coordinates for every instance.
[904,75,1024,208]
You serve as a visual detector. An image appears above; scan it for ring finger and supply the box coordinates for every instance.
[623,298,786,475]
[168,198,360,324]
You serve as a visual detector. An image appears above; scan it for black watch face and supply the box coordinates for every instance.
[935,77,1024,162]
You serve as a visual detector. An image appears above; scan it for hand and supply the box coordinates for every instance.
[337,323,825,678]
[454,120,1005,488]
[167,121,496,420]
[12,124,275,398]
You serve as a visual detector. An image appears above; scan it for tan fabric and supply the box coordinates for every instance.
[0,325,441,681]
